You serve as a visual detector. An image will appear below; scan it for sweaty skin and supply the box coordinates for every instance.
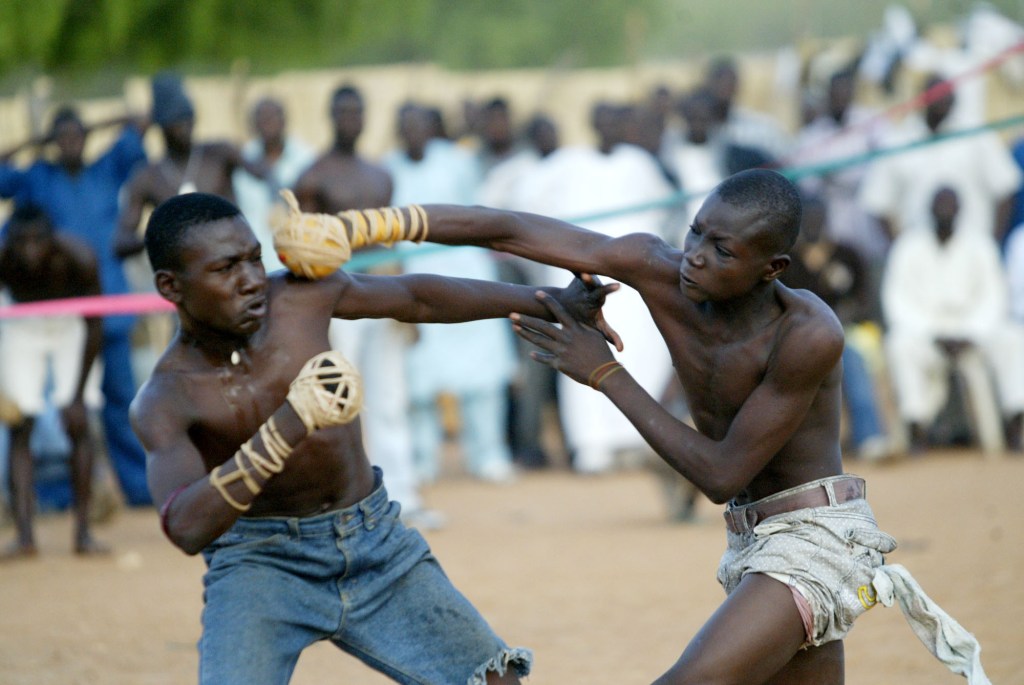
[402,190,849,684]
[131,215,617,556]
[416,193,844,505]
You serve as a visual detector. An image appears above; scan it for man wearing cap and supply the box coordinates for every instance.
[115,71,266,260]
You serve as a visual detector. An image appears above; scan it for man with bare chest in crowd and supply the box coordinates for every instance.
[114,72,264,260]
[293,85,392,214]
[291,84,432,524]
[0,206,105,559]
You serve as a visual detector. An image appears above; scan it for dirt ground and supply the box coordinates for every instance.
[1,449,1021,685]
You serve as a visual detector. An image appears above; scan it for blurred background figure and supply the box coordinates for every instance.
[882,186,1024,454]
[791,67,891,322]
[859,73,1022,246]
[0,206,106,559]
[384,102,518,486]
[232,96,315,273]
[782,194,893,461]
[0,105,151,508]
[523,100,675,474]
[292,86,440,528]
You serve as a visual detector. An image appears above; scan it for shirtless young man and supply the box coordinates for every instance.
[114,72,263,260]
[371,168,986,684]
[0,206,105,558]
[129,191,616,684]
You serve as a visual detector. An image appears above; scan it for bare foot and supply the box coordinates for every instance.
[0,541,39,562]
[74,538,112,557]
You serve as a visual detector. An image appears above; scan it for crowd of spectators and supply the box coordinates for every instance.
[3,3,1024,547]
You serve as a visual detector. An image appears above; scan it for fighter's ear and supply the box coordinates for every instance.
[764,254,790,282]
[154,269,182,303]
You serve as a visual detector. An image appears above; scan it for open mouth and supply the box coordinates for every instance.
[244,296,267,317]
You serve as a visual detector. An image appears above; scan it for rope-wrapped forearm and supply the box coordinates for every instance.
[208,415,295,512]
[271,189,429,279]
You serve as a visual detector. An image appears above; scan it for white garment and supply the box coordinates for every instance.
[791,107,890,262]
[384,139,517,481]
[232,135,315,273]
[662,140,724,244]
[526,143,676,472]
[882,226,1024,422]
[859,117,1022,238]
[871,564,991,685]
[329,318,421,512]
[0,314,103,416]
[1005,225,1024,322]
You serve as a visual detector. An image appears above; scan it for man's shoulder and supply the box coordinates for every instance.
[779,285,844,344]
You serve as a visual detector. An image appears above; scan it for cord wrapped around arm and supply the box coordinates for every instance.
[271,189,429,279]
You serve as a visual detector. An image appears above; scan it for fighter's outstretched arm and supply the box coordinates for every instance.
[513,293,843,503]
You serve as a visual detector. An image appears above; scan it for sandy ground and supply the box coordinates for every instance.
[1,449,1022,685]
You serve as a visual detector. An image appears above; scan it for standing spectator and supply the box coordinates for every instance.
[479,113,564,469]
[782,194,892,460]
[0,207,106,558]
[232,97,315,273]
[663,88,729,242]
[859,74,1022,245]
[384,103,518,485]
[0,106,151,506]
[882,186,1024,453]
[524,101,675,474]
[790,67,891,321]
[292,86,438,527]
[702,56,793,163]
[115,71,264,261]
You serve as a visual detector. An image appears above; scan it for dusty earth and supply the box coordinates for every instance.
[1,449,1022,685]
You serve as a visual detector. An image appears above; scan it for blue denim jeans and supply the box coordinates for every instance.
[199,468,531,684]
[841,346,885,448]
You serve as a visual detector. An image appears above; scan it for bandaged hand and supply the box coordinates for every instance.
[271,189,429,279]
[285,350,364,433]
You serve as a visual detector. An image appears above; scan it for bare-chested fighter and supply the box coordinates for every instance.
[385,168,989,685]
[130,191,618,684]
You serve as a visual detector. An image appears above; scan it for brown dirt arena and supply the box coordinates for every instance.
[1,449,1021,684]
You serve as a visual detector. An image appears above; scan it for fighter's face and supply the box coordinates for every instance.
[679,193,777,303]
[173,216,267,338]
[53,120,86,167]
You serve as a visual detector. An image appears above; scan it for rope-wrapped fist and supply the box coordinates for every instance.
[286,350,363,432]
[271,190,352,279]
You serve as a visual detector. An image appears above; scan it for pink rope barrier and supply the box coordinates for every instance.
[0,293,174,320]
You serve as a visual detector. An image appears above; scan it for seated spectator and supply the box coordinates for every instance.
[0,206,107,559]
[882,187,1024,453]
[782,194,892,460]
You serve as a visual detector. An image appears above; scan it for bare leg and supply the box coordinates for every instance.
[652,573,842,685]
[66,415,108,556]
[485,668,520,684]
[2,420,38,560]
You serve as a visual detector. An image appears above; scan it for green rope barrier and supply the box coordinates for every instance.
[346,113,1024,272]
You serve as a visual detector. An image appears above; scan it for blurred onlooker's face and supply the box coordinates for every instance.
[53,119,86,168]
[331,94,364,144]
[162,116,195,152]
[398,107,432,159]
[252,100,286,145]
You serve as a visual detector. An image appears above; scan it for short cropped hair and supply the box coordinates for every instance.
[145,192,241,272]
[6,204,54,240]
[715,169,802,253]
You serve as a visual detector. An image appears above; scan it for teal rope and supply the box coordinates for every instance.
[346,113,1024,272]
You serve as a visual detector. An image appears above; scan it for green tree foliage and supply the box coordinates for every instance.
[0,0,664,77]
[1,0,1021,81]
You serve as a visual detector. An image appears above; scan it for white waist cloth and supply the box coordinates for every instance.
[0,314,103,416]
